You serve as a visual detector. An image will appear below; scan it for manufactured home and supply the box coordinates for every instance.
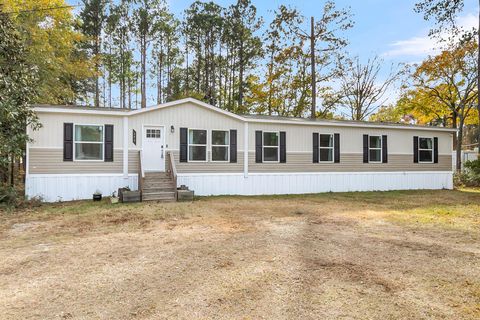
[26,98,455,202]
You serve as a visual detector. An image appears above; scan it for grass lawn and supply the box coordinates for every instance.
[1,189,479,319]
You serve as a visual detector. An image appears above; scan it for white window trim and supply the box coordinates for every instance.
[187,128,208,163]
[368,135,383,164]
[418,136,434,163]
[211,129,230,163]
[74,124,104,162]
[263,131,280,163]
[319,133,334,163]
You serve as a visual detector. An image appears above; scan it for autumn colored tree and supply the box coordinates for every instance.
[410,41,478,171]
[0,10,41,185]
[415,0,480,153]
[2,0,95,104]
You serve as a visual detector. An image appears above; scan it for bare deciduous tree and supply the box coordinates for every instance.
[336,56,401,121]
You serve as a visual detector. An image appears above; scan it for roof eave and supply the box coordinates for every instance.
[33,98,457,133]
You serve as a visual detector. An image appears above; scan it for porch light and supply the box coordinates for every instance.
[170,125,175,133]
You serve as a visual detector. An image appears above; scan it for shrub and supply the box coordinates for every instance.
[464,159,480,175]
[455,159,480,187]
[0,185,19,208]
[0,184,42,210]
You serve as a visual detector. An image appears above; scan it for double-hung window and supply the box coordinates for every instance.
[74,125,104,161]
[263,131,279,162]
[319,134,334,162]
[369,135,382,163]
[188,129,207,161]
[418,137,433,163]
[211,130,229,162]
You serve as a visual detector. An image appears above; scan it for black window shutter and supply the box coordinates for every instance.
[363,134,369,163]
[312,133,319,163]
[433,137,439,163]
[255,130,262,163]
[180,128,188,162]
[413,136,419,163]
[280,131,286,163]
[230,129,237,163]
[382,135,388,163]
[334,133,340,163]
[63,123,73,161]
[104,124,114,162]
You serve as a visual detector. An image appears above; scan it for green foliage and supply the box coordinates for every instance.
[3,0,96,105]
[0,185,20,208]
[0,184,43,210]
[0,12,41,170]
[464,159,480,176]
[454,160,480,187]
[246,2,352,118]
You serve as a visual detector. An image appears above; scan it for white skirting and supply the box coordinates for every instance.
[177,171,453,196]
[26,174,138,202]
[26,171,453,202]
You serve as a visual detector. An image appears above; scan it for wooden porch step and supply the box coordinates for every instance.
[144,179,173,184]
[143,181,175,188]
[142,191,176,202]
[141,170,177,202]
[144,172,170,177]
[142,186,176,193]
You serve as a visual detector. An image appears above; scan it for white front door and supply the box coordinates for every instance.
[143,126,165,172]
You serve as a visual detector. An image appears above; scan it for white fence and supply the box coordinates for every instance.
[452,151,478,171]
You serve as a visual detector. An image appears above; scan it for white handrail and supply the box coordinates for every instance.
[139,150,145,178]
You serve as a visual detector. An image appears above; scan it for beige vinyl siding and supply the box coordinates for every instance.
[128,102,244,150]
[248,152,452,172]
[30,100,454,176]
[30,113,125,148]
[128,150,140,174]
[29,148,123,174]
[172,150,243,173]
[247,122,453,154]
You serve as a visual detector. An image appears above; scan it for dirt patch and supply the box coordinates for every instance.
[0,189,479,319]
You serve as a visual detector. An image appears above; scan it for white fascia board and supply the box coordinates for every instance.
[34,107,127,116]
[243,118,457,133]
[128,97,246,121]
[34,97,456,133]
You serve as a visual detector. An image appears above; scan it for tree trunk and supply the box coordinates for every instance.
[108,45,112,108]
[102,65,106,108]
[218,42,222,108]
[128,71,132,110]
[167,38,172,101]
[452,111,458,150]
[310,16,316,119]
[197,36,201,93]
[159,51,163,104]
[477,0,480,154]
[141,36,147,109]
[10,155,14,187]
[94,35,100,108]
[238,41,244,110]
[185,38,189,95]
[456,116,465,172]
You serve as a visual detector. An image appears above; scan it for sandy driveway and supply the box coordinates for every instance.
[0,190,479,319]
